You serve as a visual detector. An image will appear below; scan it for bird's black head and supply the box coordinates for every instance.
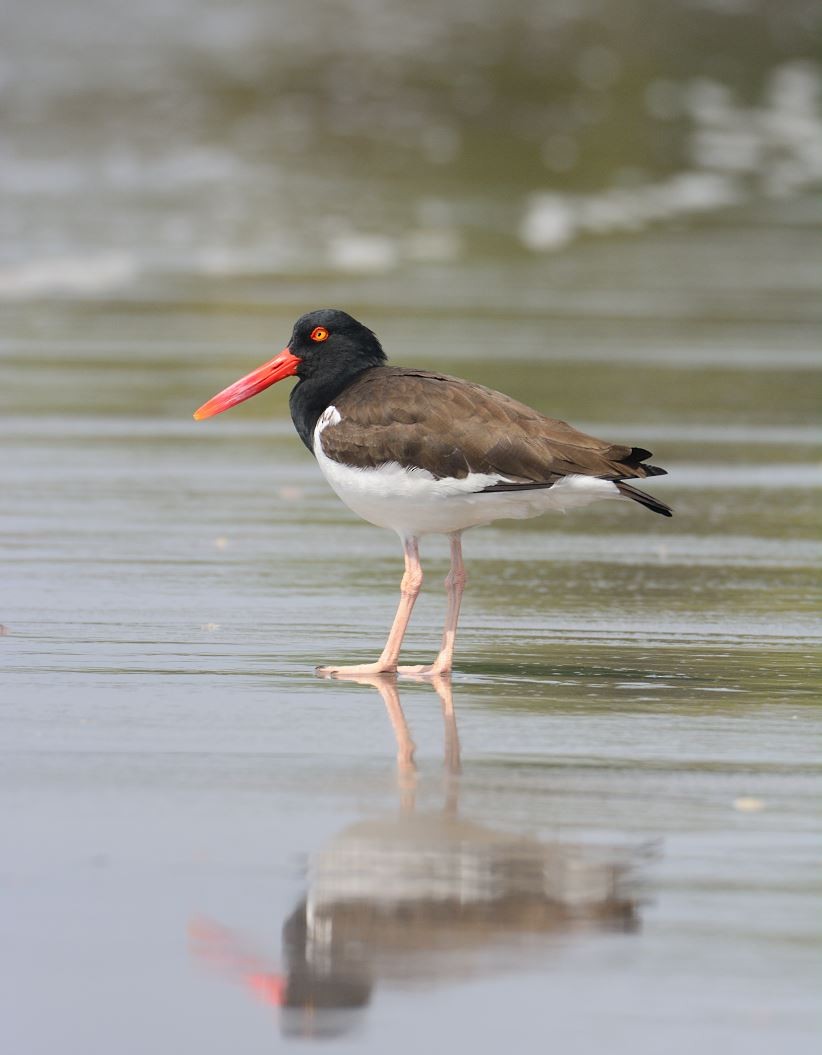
[284,309,388,450]
[193,308,386,423]
[287,309,387,381]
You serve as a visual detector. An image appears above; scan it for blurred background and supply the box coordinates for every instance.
[3,0,822,328]
[2,2,821,1053]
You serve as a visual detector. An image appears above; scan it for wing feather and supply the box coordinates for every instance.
[321,367,667,484]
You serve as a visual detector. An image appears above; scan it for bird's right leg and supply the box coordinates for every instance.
[316,536,423,676]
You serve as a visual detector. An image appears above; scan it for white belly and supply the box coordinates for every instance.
[312,407,620,538]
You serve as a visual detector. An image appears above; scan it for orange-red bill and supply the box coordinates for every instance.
[193,348,301,420]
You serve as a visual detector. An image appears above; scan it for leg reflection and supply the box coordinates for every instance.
[349,673,418,812]
[339,671,463,790]
[189,675,647,1042]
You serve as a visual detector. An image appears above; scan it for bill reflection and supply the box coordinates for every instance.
[190,675,647,1039]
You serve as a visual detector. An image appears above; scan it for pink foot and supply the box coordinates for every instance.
[316,662,398,678]
[396,660,451,677]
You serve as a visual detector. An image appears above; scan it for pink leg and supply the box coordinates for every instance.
[433,673,462,776]
[391,671,461,809]
[399,533,467,677]
[317,536,423,676]
[372,673,417,810]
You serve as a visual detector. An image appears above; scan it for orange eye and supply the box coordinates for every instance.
[310,326,329,343]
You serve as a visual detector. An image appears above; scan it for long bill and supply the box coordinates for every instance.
[193,348,301,420]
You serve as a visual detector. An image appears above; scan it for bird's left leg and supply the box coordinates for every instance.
[398,532,467,677]
[317,535,423,676]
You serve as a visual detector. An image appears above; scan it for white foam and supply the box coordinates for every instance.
[327,233,399,273]
[521,61,822,254]
[0,253,137,297]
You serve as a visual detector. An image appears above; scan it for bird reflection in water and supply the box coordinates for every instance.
[189,675,646,1039]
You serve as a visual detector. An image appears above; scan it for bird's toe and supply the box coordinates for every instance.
[315,662,398,679]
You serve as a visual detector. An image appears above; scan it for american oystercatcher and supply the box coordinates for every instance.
[194,308,671,675]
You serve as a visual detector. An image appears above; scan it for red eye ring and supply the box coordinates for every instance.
[310,326,329,343]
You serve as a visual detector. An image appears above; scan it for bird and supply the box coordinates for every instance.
[194,308,671,676]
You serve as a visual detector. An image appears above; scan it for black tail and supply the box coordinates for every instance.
[623,447,668,478]
[616,481,673,518]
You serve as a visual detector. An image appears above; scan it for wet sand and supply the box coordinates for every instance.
[3,220,821,1050]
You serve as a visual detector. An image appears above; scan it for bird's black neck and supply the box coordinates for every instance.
[289,365,380,452]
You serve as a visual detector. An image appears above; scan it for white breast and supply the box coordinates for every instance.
[312,406,620,538]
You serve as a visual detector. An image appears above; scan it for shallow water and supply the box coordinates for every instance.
[3,2,822,1051]
[3,228,821,1051]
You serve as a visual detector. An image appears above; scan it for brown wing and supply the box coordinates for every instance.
[322,367,667,485]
